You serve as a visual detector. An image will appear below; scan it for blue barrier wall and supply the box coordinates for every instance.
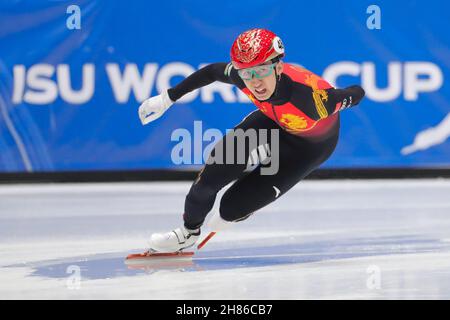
[0,0,449,172]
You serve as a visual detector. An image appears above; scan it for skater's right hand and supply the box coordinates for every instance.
[138,90,174,125]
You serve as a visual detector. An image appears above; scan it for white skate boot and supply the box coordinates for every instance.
[149,227,200,253]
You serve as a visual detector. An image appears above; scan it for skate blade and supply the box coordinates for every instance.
[125,250,194,261]
[126,251,194,260]
[125,251,194,269]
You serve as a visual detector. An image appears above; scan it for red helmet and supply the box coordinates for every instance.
[230,28,285,69]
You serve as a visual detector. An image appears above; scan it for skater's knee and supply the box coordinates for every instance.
[219,205,253,222]
[219,209,240,222]
[219,193,251,222]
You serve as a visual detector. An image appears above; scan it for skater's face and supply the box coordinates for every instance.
[241,60,284,101]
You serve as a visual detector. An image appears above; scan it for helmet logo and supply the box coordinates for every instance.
[273,36,284,54]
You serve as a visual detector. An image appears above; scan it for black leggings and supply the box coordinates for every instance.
[183,110,340,230]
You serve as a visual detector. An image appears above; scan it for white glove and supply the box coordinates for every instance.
[138,90,174,125]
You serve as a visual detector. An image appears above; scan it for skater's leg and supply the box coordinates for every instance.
[149,111,277,252]
[184,110,278,230]
[218,127,339,222]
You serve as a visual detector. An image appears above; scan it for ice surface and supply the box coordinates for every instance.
[1,179,450,299]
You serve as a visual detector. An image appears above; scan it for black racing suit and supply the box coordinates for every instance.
[167,62,365,230]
